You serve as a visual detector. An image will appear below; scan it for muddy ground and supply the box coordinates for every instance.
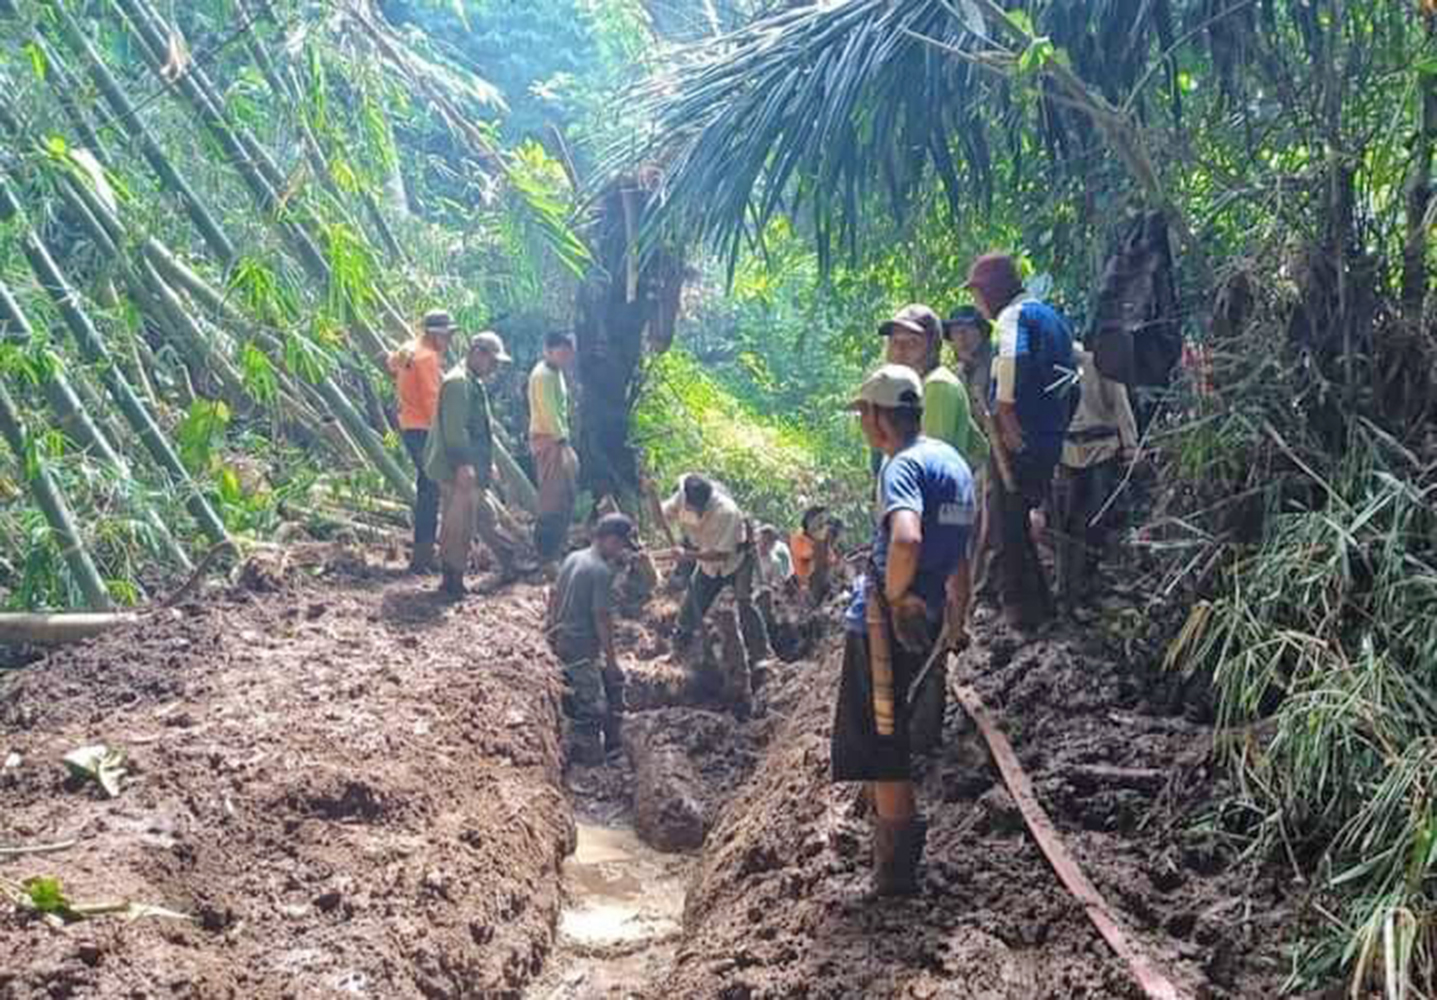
[645,598,1311,1000]
[1,550,572,999]
[4,551,1320,999]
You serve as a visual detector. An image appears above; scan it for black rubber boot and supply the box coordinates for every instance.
[408,542,436,575]
[438,570,467,599]
[872,815,928,897]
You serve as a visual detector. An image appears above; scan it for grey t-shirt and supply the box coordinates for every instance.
[550,546,613,659]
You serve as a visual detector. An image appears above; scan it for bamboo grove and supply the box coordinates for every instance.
[0,0,591,609]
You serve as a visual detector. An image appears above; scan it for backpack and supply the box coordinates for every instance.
[1087,212,1182,386]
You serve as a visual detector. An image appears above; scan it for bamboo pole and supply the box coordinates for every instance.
[0,280,192,572]
[44,1,236,265]
[0,384,115,611]
[0,178,230,545]
[0,613,138,645]
[105,0,330,282]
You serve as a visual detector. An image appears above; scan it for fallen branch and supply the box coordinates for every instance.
[0,839,79,858]
[953,680,1191,1000]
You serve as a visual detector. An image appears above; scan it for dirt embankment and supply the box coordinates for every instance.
[649,609,1306,999]
[1,556,573,1000]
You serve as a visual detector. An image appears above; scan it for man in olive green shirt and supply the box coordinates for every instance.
[426,331,520,597]
[879,305,988,470]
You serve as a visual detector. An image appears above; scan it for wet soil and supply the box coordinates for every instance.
[1,551,572,1000]
[4,551,1316,1000]
[647,604,1308,999]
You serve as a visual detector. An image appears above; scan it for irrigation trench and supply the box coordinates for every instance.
[0,550,1302,999]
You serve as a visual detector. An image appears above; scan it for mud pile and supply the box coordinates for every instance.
[643,611,1305,999]
[1,556,572,999]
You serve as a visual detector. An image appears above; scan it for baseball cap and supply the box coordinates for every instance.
[594,512,639,549]
[878,304,942,339]
[847,364,924,411]
[470,330,513,363]
[964,253,1024,309]
[943,305,990,339]
[423,309,457,335]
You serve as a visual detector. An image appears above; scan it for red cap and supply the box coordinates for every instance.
[964,254,1024,312]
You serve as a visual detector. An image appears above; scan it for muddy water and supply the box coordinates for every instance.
[525,817,691,999]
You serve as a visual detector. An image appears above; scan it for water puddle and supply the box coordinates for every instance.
[526,818,690,999]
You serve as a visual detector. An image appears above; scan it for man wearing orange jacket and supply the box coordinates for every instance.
[388,309,454,573]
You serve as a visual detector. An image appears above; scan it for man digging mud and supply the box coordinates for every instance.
[659,474,772,678]
[833,364,974,897]
[426,331,522,598]
[546,513,638,765]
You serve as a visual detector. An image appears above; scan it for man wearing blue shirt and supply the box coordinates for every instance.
[965,253,1077,630]
[832,364,974,896]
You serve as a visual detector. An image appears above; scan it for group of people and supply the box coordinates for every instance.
[388,314,582,598]
[388,250,1138,897]
[835,251,1139,897]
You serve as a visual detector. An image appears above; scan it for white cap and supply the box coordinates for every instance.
[847,364,923,411]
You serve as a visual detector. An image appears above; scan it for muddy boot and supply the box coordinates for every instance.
[438,570,467,599]
[565,722,605,768]
[602,711,624,760]
[872,816,928,897]
[408,542,436,575]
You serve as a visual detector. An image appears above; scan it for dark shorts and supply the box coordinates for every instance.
[831,630,927,783]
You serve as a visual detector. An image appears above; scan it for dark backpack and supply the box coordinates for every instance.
[1086,212,1182,386]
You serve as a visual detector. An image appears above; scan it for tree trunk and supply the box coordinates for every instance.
[0,178,230,545]
[575,178,686,501]
[0,382,115,611]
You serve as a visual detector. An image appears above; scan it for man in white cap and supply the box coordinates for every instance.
[832,364,975,897]
[426,331,520,597]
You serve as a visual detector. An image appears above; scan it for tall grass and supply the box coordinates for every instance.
[1163,332,1437,993]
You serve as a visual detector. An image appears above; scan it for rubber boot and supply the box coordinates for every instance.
[438,570,467,599]
[409,542,436,575]
[565,721,605,767]
[872,815,928,897]
[602,710,624,760]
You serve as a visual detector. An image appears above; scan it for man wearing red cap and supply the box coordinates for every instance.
[964,253,1077,630]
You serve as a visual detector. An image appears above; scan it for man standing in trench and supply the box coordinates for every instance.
[965,253,1076,630]
[833,364,974,897]
[529,332,580,568]
[547,513,638,765]
[426,332,521,598]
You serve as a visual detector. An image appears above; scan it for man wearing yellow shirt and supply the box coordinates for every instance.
[528,332,580,565]
[879,305,988,471]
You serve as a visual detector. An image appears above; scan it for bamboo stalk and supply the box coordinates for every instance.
[0,178,230,545]
[44,1,236,265]
[0,383,114,611]
[0,280,193,572]
[106,0,330,283]
[311,378,415,503]
[0,613,139,645]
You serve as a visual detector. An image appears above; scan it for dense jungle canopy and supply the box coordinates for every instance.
[2,0,1437,994]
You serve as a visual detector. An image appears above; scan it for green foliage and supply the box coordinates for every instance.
[24,876,68,915]
[176,399,231,474]
[634,350,869,532]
